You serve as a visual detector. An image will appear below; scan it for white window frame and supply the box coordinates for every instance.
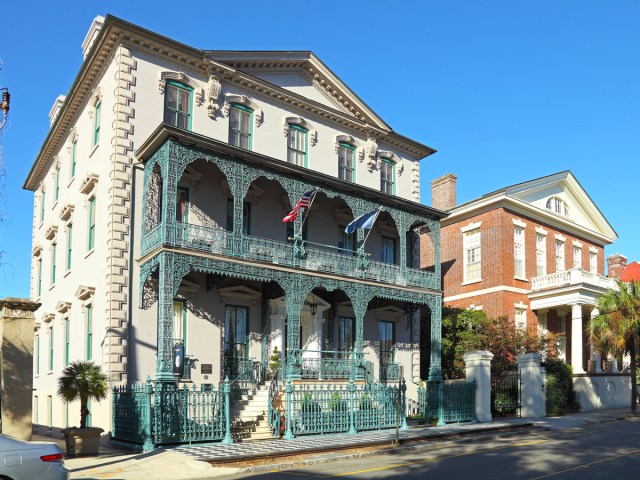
[536,232,547,277]
[513,225,525,279]
[463,228,481,283]
[573,244,582,270]
[589,249,598,274]
[515,305,527,330]
[555,239,565,272]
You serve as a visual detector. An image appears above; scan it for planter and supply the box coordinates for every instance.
[61,427,104,456]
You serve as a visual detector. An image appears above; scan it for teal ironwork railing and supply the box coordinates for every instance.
[181,356,194,381]
[283,376,407,437]
[112,377,231,448]
[268,364,284,437]
[140,221,438,290]
[298,350,360,380]
[225,358,262,404]
[380,361,400,383]
[417,380,477,425]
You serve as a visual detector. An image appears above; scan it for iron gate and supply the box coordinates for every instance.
[491,370,521,418]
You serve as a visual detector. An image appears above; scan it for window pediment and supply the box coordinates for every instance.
[75,285,96,301]
[282,117,317,146]
[42,312,55,324]
[33,244,43,257]
[377,150,404,176]
[223,94,263,127]
[335,135,364,162]
[158,71,204,106]
[55,301,72,315]
[59,204,75,221]
[79,173,99,195]
[45,225,59,241]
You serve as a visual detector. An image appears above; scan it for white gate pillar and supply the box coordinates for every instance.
[517,353,546,418]
[464,350,494,423]
[570,303,585,374]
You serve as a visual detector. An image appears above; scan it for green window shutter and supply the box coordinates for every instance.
[40,191,46,222]
[66,224,73,270]
[64,319,70,366]
[88,197,96,251]
[37,258,42,297]
[55,167,60,201]
[49,326,54,370]
[86,306,93,360]
[51,243,57,284]
[71,141,77,178]
[93,101,101,146]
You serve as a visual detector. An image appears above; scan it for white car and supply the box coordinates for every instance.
[0,434,69,480]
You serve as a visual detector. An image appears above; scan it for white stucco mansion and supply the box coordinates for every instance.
[25,15,446,438]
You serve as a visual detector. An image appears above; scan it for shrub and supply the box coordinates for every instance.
[544,359,580,416]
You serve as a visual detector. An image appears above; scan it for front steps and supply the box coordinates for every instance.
[229,381,276,441]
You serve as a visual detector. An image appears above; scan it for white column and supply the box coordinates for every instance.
[270,314,285,361]
[571,303,585,374]
[464,350,494,423]
[589,307,604,373]
[517,353,546,418]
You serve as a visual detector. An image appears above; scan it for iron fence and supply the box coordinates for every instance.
[417,380,477,425]
[491,370,521,418]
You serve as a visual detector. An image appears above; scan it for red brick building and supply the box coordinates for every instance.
[423,171,618,373]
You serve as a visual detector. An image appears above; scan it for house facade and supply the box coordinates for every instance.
[423,172,618,375]
[24,15,445,439]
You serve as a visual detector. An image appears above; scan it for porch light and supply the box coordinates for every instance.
[310,293,318,315]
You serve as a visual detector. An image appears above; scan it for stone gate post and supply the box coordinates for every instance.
[464,350,493,423]
[517,353,546,418]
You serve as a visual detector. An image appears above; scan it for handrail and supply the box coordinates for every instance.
[226,358,261,405]
[268,364,283,437]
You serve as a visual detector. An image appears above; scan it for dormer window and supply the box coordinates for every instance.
[546,197,569,217]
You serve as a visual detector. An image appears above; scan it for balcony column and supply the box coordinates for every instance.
[162,142,178,246]
[589,307,604,373]
[156,252,176,381]
[428,295,443,382]
[570,303,585,374]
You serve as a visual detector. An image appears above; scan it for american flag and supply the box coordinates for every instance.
[282,190,317,222]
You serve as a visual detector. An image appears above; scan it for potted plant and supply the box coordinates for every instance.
[268,346,281,379]
[58,361,108,456]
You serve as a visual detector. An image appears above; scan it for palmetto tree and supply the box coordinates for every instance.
[57,361,108,428]
[590,280,640,414]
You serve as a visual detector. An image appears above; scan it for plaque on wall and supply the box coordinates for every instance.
[201,364,213,374]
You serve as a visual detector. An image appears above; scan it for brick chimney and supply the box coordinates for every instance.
[607,254,627,278]
[431,174,457,211]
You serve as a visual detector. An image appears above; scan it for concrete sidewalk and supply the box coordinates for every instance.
[36,407,634,480]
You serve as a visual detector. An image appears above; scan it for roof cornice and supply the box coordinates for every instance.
[443,194,616,246]
[136,123,448,221]
[24,16,435,191]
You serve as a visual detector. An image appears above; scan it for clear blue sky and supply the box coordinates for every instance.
[1,1,638,297]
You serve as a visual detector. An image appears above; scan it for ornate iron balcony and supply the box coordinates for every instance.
[141,221,438,290]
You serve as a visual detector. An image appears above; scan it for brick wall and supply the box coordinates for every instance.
[423,206,606,323]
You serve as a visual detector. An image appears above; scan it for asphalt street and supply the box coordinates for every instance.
[223,418,640,479]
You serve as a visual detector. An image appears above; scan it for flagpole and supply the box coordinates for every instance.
[298,188,320,237]
[361,207,382,248]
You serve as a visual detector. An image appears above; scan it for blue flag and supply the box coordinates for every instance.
[345,209,379,235]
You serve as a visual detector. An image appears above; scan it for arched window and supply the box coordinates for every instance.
[164,80,193,130]
[546,197,569,217]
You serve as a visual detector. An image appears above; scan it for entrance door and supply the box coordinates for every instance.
[224,305,248,377]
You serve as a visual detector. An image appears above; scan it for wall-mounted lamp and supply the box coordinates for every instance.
[310,293,318,316]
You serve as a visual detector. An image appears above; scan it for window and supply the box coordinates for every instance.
[379,321,395,368]
[229,104,252,150]
[66,224,73,270]
[338,225,356,255]
[87,197,96,251]
[64,318,70,366]
[86,305,93,360]
[337,317,355,355]
[338,143,355,182]
[573,246,582,269]
[37,258,43,297]
[226,199,251,234]
[463,228,481,282]
[287,125,308,166]
[71,139,77,178]
[590,251,598,274]
[93,100,101,146]
[40,191,46,223]
[380,158,395,195]
[173,301,187,351]
[35,335,40,375]
[515,308,526,330]
[381,236,396,264]
[514,226,525,278]
[224,305,249,359]
[546,197,569,217]
[34,396,39,428]
[48,326,54,371]
[538,311,548,336]
[536,233,547,276]
[51,243,57,284]
[55,166,60,201]
[164,81,192,130]
[555,240,565,272]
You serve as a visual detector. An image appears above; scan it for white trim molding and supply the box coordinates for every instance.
[206,74,222,118]
[282,116,317,146]
[444,285,530,303]
[512,218,527,228]
[535,226,548,235]
[589,246,599,253]
[555,233,567,242]
[460,221,482,233]
[377,149,404,176]
[223,94,263,127]
[572,240,583,247]
[158,71,205,106]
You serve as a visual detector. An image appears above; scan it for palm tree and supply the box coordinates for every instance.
[590,280,640,414]
[57,361,108,428]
